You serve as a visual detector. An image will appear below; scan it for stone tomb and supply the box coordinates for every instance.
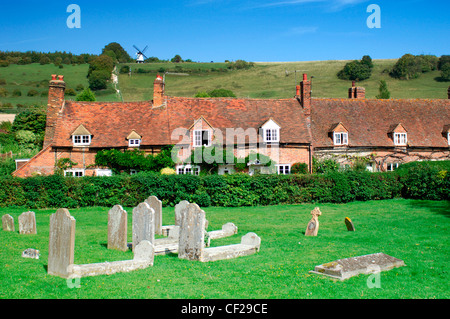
[178,203,261,262]
[18,211,37,235]
[310,253,406,281]
[305,207,322,236]
[108,205,128,252]
[48,208,154,279]
[345,217,355,231]
[2,214,15,232]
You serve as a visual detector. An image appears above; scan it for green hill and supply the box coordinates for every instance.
[1,59,448,114]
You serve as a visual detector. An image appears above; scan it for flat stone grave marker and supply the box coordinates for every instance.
[108,205,128,251]
[2,214,15,232]
[145,196,162,235]
[18,211,37,235]
[132,202,155,252]
[310,252,406,281]
[305,207,322,236]
[345,217,355,231]
[48,208,76,278]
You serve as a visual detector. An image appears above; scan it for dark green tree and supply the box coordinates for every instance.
[76,88,96,101]
[376,80,391,99]
[102,42,132,63]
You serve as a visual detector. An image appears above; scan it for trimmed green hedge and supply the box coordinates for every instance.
[0,162,448,209]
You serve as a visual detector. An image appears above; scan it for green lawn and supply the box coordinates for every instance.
[0,199,448,299]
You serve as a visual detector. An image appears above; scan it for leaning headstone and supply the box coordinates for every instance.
[345,217,355,231]
[175,200,189,226]
[48,208,76,278]
[22,248,40,259]
[145,196,162,235]
[132,202,155,252]
[108,205,128,251]
[310,253,406,281]
[2,214,15,232]
[18,211,37,235]
[305,207,322,236]
[178,203,206,261]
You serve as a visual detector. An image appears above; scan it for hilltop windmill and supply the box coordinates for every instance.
[133,45,148,63]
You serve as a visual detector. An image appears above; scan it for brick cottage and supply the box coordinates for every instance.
[13,74,450,177]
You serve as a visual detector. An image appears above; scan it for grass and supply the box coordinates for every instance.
[1,59,448,112]
[0,199,448,299]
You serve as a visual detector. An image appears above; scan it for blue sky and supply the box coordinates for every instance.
[0,0,448,62]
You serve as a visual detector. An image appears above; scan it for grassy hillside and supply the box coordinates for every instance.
[1,59,448,114]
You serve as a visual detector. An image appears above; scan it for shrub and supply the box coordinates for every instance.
[291,162,308,174]
[27,89,39,97]
[65,88,77,96]
[76,88,96,101]
[12,89,22,97]
[0,88,8,97]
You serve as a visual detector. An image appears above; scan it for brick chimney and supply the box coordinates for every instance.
[300,73,311,116]
[43,74,66,148]
[153,74,165,107]
[348,81,365,99]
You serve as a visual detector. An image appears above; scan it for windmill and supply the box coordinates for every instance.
[133,45,148,63]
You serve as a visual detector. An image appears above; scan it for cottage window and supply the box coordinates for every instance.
[265,128,279,143]
[394,133,407,146]
[333,132,348,145]
[73,135,91,146]
[128,139,141,147]
[276,164,291,175]
[387,163,400,171]
[64,169,85,177]
[448,132,450,145]
[193,130,211,147]
[177,165,200,175]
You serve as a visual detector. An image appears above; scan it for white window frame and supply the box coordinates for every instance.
[128,139,141,147]
[333,132,348,146]
[264,128,279,143]
[176,165,200,175]
[447,132,450,145]
[73,135,91,146]
[386,163,400,171]
[64,169,85,177]
[193,130,211,148]
[96,169,113,177]
[394,133,407,146]
[276,164,291,175]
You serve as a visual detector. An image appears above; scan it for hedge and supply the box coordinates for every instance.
[0,162,448,209]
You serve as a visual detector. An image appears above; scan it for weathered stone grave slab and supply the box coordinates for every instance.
[145,196,162,235]
[305,207,321,236]
[345,217,355,231]
[18,211,37,235]
[67,240,154,279]
[310,253,406,281]
[108,205,128,251]
[2,214,14,232]
[132,202,155,252]
[175,200,190,226]
[154,226,180,255]
[48,208,76,278]
[178,203,261,262]
[22,248,40,259]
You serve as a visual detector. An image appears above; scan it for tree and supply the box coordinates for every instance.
[207,89,236,97]
[361,55,374,69]
[376,80,391,99]
[438,55,450,70]
[440,63,450,81]
[390,54,422,80]
[337,60,372,81]
[76,88,96,101]
[171,55,183,63]
[102,42,132,63]
[88,70,110,90]
[87,55,114,78]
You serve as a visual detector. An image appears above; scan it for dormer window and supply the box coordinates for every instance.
[330,122,348,146]
[71,124,92,147]
[193,130,211,147]
[394,133,407,146]
[443,125,450,145]
[261,118,281,144]
[127,130,142,148]
[390,124,408,146]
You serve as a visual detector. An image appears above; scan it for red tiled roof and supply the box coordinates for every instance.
[311,98,450,148]
[52,97,311,148]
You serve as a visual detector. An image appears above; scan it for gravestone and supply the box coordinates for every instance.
[305,207,322,236]
[132,202,155,252]
[2,214,14,232]
[48,208,76,278]
[175,200,190,226]
[345,217,355,231]
[145,196,162,235]
[310,252,405,281]
[22,248,40,259]
[18,211,37,235]
[108,205,128,251]
[178,203,206,261]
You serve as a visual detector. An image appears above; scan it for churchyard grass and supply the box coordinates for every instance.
[0,199,448,299]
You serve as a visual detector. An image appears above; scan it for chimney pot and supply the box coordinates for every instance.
[303,73,307,81]
[51,74,57,80]
[296,85,300,96]
[58,75,64,81]
[352,81,356,87]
